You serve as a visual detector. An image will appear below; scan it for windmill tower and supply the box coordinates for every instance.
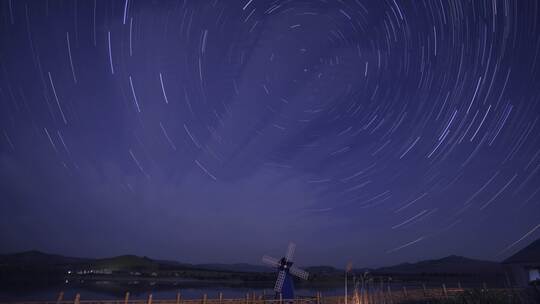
[262,242,309,300]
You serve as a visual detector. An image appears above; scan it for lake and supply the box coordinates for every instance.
[0,277,504,302]
[0,282,341,302]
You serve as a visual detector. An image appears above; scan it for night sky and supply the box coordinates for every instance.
[1,0,540,268]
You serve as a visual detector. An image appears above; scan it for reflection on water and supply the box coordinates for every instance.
[0,278,505,302]
[0,281,342,302]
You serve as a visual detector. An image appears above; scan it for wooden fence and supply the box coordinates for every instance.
[0,284,513,304]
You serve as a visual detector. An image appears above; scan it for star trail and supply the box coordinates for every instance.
[1,0,540,267]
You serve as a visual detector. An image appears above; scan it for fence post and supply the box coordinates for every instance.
[56,291,64,304]
[279,293,283,304]
[176,292,181,304]
[246,292,250,304]
[422,283,427,297]
[316,292,320,304]
[505,271,512,289]
[74,293,80,304]
[458,281,462,290]
[219,292,223,304]
[442,284,448,299]
[387,285,393,304]
[402,286,408,298]
[482,282,488,292]
[203,294,207,304]
[124,292,130,304]
[379,280,384,304]
[147,293,153,304]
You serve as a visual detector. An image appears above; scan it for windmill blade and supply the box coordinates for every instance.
[289,266,309,280]
[285,242,296,262]
[274,270,286,292]
[262,255,280,268]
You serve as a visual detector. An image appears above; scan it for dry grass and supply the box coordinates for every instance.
[398,288,540,304]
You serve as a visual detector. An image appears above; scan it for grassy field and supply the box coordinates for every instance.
[397,288,540,304]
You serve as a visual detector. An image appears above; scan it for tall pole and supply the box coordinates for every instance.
[345,262,352,304]
[345,270,348,304]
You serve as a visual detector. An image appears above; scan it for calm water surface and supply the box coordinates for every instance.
[0,284,340,302]
[0,279,503,302]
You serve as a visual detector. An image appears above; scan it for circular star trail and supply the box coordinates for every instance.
[1,0,539,266]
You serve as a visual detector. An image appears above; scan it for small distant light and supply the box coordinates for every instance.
[68,270,72,274]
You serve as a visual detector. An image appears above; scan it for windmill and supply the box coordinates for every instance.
[262,242,309,300]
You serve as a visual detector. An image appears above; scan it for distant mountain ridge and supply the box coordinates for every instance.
[196,263,272,273]
[0,251,269,274]
[375,255,503,275]
[0,250,90,266]
[0,250,504,276]
[503,238,540,264]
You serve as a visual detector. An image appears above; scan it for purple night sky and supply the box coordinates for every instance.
[1,0,540,268]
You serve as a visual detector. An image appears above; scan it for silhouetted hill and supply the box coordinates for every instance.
[196,263,272,273]
[0,250,90,266]
[375,255,503,275]
[503,238,540,264]
[93,255,158,271]
[0,251,506,280]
